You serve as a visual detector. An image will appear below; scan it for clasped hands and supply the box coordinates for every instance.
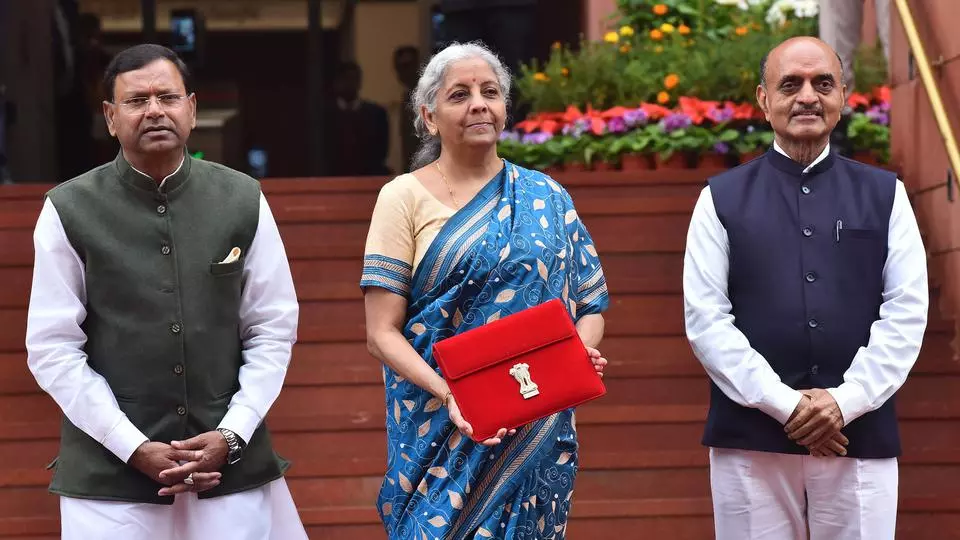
[446,347,608,447]
[784,389,847,457]
[128,431,229,496]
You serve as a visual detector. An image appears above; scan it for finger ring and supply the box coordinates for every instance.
[184,473,194,485]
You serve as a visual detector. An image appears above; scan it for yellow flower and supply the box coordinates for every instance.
[678,24,691,35]
[657,91,670,104]
[533,72,549,82]
[552,41,562,50]
[654,45,664,54]
[561,67,570,77]
[604,31,620,43]
[735,26,749,36]
[619,25,635,37]
[664,73,680,90]
[660,23,675,33]
[653,4,668,15]
[650,29,664,40]
[620,43,632,54]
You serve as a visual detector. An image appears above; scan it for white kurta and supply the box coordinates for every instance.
[26,162,306,539]
[684,143,928,540]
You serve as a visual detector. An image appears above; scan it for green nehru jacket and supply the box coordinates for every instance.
[45,153,287,504]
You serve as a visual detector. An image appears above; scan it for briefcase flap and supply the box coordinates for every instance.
[433,299,578,381]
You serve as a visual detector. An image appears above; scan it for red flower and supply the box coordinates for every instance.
[847,92,871,109]
[873,86,891,104]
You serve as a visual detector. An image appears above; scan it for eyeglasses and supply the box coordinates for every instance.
[114,93,192,112]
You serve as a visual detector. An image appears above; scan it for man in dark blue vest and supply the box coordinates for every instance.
[683,37,927,539]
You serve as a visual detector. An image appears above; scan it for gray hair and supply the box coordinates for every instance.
[409,41,512,170]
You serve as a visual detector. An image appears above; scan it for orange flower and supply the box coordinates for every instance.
[653,4,668,15]
[664,74,680,90]
[561,67,570,77]
[552,41,562,50]
[657,91,670,104]
[650,29,664,40]
[735,26,749,36]
[678,24,691,35]
[620,43,632,54]
[533,72,549,82]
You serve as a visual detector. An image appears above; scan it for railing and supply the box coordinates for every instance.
[894,0,960,192]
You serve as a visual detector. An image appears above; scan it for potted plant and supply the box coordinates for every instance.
[613,124,657,170]
[846,109,890,166]
[696,126,740,168]
[734,126,774,164]
[656,118,714,169]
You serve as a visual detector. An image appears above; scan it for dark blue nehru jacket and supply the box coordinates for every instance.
[704,149,899,458]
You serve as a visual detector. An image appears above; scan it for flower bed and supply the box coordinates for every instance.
[499,0,891,170]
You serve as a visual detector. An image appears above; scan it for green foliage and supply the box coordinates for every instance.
[847,112,890,163]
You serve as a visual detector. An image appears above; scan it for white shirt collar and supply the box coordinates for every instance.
[129,154,186,189]
[773,140,830,173]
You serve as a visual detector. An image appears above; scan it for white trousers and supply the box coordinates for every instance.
[60,478,307,540]
[709,448,898,540]
[819,0,891,92]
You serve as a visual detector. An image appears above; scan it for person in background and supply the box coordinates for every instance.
[684,36,926,539]
[323,61,391,176]
[819,0,890,153]
[819,0,890,95]
[394,45,421,173]
[362,41,609,539]
[25,44,306,539]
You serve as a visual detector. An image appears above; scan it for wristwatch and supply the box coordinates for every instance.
[217,428,245,465]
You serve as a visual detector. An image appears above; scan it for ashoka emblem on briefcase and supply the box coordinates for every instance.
[510,363,540,399]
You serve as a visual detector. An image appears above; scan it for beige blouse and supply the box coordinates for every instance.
[361,173,456,296]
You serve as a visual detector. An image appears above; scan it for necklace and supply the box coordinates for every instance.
[435,162,461,209]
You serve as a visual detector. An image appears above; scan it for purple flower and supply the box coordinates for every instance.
[499,130,520,142]
[713,142,730,154]
[866,107,889,126]
[708,107,734,123]
[562,118,589,138]
[659,113,692,133]
[624,108,648,127]
[607,117,628,134]
[879,102,891,113]
[522,131,553,145]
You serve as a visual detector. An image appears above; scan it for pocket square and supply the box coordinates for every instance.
[219,247,241,264]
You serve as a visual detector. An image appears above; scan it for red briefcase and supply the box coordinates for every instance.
[432,298,606,442]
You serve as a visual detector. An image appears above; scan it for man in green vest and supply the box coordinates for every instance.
[25,44,307,539]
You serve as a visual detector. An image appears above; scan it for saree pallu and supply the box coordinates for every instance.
[361,162,609,539]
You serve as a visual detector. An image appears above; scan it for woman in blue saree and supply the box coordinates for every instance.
[361,42,609,540]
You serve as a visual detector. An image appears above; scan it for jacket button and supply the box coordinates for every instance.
[173,364,184,375]
[161,245,171,255]
[176,405,186,416]
[808,319,819,328]
[171,323,182,334]
[801,186,811,195]
[802,226,814,237]
[805,272,817,283]
[157,205,167,215]
[811,365,819,375]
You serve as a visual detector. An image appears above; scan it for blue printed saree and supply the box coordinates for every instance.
[361,161,609,539]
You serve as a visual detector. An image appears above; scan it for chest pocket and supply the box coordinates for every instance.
[837,226,886,287]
